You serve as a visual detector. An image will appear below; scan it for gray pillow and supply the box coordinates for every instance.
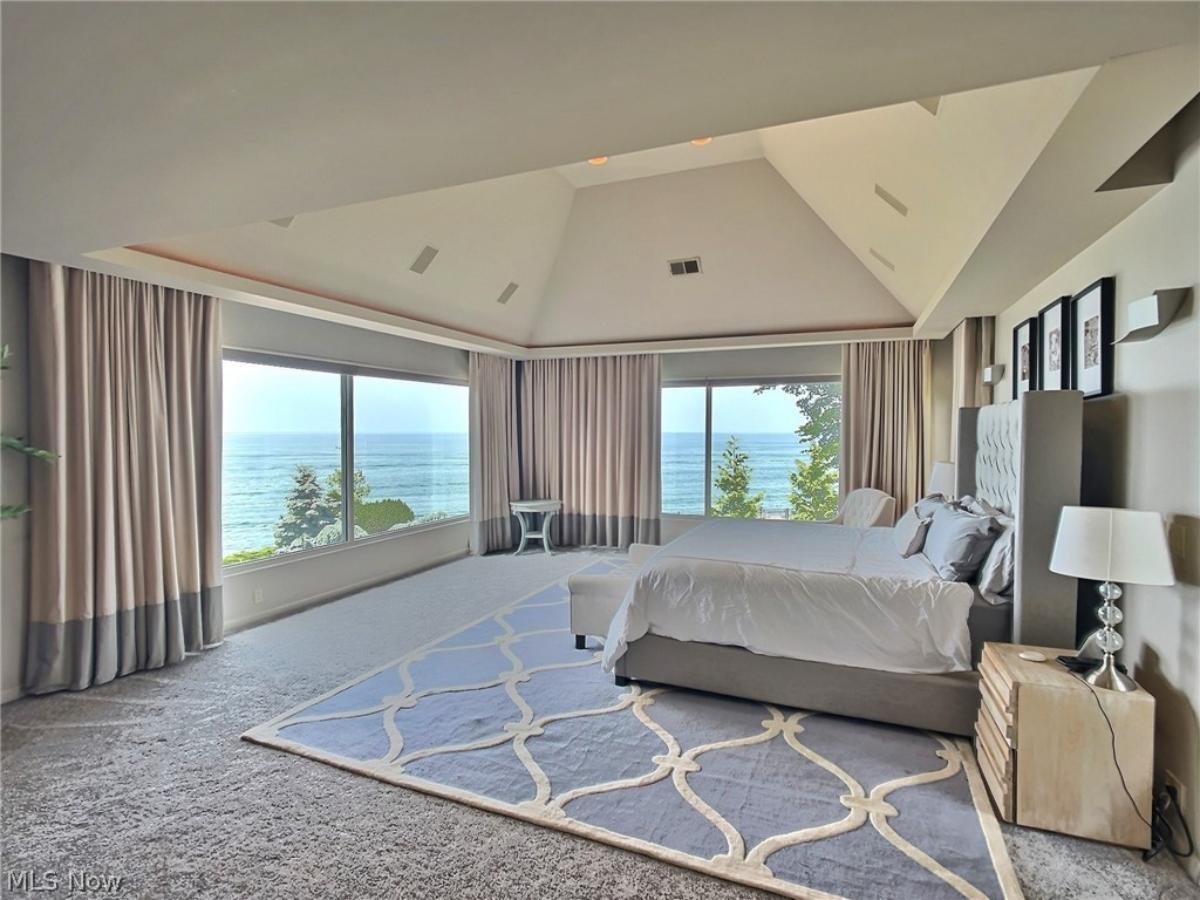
[915,494,952,519]
[922,505,1001,581]
[977,519,1016,598]
[892,507,932,558]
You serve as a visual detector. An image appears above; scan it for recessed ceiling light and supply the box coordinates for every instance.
[587,156,609,166]
[690,137,713,146]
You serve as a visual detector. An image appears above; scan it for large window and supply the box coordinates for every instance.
[222,355,468,565]
[353,376,470,536]
[661,380,841,521]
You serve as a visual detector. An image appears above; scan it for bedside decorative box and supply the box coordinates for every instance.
[976,642,1155,848]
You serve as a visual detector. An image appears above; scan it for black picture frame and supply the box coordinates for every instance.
[1037,295,1072,391]
[1011,317,1039,400]
[1070,277,1115,399]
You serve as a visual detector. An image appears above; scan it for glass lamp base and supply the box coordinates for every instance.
[1084,654,1138,692]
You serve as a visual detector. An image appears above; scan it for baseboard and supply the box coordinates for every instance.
[223,548,469,634]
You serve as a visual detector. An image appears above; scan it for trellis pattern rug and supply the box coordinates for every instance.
[244,560,1021,900]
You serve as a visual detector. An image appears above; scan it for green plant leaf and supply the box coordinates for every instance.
[1,435,57,461]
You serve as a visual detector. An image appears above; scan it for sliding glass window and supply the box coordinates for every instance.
[221,354,468,567]
[661,379,842,521]
[353,376,470,536]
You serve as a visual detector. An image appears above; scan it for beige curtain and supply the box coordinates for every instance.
[949,316,995,458]
[468,352,519,554]
[841,340,932,512]
[519,354,660,548]
[25,262,222,693]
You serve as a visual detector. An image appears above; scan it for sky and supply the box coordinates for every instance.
[223,361,470,433]
[662,384,809,434]
[224,361,811,435]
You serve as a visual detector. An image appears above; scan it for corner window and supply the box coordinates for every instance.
[221,355,467,566]
[661,380,841,521]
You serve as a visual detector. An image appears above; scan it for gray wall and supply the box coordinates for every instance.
[223,301,468,380]
[1,255,30,701]
[661,343,841,382]
[994,99,1200,880]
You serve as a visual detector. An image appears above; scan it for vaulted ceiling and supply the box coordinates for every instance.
[3,2,1197,355]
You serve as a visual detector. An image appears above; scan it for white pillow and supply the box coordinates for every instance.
[892,507,932,558]
[977,518,1016,598]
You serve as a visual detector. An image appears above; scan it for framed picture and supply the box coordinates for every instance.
[1070,277,1114,399]
[1037,296,1072,390]
[1012,317,1038,400]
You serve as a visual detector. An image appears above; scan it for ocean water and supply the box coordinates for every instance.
[663,432,817,516]
[222,432,469,553]
[223,430,820,553]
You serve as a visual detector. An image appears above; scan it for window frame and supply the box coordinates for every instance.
[661,374,841,519]
[221,349,469,572]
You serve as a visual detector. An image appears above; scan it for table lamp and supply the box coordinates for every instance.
[1049,507,1175,691]
[928,461,956,500]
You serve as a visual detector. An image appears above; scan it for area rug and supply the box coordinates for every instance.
[244,560,1022,900]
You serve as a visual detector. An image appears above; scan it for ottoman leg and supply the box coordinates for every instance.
[574,634,586,650]
[614,675,630,687]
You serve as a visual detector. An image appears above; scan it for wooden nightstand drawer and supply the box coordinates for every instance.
[975,708,1013,781]
[976,642,1155,848]
[976,731,1014,822]
[979,672,1016,747]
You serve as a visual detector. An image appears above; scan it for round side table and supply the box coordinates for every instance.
[509,499,562,555]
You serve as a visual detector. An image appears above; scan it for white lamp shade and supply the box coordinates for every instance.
[928,461,956,498]
[1050,506,1175,585]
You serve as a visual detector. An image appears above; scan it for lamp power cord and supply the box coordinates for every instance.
[1075,673,1195,863]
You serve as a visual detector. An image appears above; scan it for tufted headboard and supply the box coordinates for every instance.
[955,391,1083,648]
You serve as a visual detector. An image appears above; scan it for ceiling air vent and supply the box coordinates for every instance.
[409,245,439,274]
[869,248,896,271]
[668,257,702,276]
[496,282,519,305]
[874,183,908,217]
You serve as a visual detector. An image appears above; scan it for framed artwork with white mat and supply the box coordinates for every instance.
[1070,277,1115,399]
[1037,295,1072,390]
[1011,317,1038,399]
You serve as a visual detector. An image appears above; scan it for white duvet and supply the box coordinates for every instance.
[602,518,975,675]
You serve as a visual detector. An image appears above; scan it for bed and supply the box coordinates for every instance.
[606,390,1083,736]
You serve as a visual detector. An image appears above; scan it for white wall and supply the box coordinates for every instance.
[1,255,30,701]
[995,101,1200,879]
[533,159,911,346]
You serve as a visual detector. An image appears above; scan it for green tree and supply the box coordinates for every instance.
[769,384,840,519]
[326,468,370,506]
[712,436,764,518]
[275,464,340,550]
[757,382,842,521]
[1,345,56,519]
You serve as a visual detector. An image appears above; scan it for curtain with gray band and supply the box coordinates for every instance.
[840,340,932,513]
[949,316,995,460]
[518,354,660,549]
[468,352,661,552]
[468,352,520,554]
[25,262,223,693]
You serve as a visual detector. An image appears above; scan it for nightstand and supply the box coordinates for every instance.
[976,642,1155,848]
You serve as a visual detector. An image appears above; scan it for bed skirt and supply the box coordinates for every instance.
[615,635,982,736]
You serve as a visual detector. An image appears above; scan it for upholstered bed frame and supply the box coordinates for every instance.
[615,390,1083,736]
